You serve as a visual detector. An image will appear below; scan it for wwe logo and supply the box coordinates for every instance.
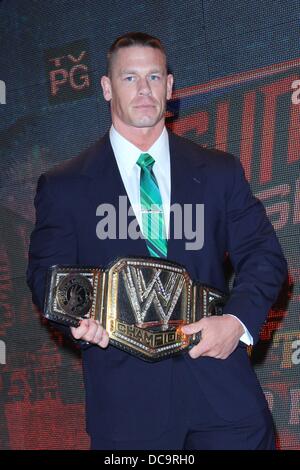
[122,265,185,326]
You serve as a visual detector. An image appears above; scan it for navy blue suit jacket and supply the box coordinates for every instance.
[27,131,287,441]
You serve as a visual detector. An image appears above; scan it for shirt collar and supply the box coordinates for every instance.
[109,125,169,177]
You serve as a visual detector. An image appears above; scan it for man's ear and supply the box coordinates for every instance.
[166,74,174,100]
[101,76,112,102]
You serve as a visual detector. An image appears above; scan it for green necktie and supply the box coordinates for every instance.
[137,153,167,258]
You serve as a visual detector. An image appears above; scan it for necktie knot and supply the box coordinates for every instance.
[136,153,155,170]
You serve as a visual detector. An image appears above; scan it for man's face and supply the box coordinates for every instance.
[101,46,173,130]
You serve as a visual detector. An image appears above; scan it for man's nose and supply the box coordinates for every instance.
[138,77,152,95]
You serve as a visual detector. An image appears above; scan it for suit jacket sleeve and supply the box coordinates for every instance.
[27,173,86,345]
[222,155,288,344]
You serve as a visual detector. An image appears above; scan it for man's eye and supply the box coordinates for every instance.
[149,75,160,80]
[125,76,134,82]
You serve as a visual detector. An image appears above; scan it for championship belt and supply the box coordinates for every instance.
[44,257,228,361]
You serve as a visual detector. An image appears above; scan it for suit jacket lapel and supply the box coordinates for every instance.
[83,133,149,257]
[167,131,207,261]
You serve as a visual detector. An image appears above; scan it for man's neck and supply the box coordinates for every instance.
[112,120,165,151]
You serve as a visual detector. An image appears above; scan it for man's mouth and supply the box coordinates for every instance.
[133,104,156,109]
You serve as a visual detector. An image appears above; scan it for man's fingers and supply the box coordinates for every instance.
[70,319,109,348]
[70,319,90,339]
[185,315,243,359]
[188,341,211,358]
[98,330,109,348]
[92,323,104,344]
[84,320,101,342]
[92,323,109,348]
[181,320,203,335]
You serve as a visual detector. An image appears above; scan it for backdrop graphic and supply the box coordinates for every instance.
[0,0,299,449]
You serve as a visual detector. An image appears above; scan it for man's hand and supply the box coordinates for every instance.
[181,314,244,359]
[70,319,109,348]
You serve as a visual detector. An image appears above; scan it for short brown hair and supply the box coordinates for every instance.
[107,32,167,76]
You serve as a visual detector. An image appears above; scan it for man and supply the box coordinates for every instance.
[27,32,287,449]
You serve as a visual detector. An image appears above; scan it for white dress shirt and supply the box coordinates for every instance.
[109,125,253,346]
[110,125,171,236]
